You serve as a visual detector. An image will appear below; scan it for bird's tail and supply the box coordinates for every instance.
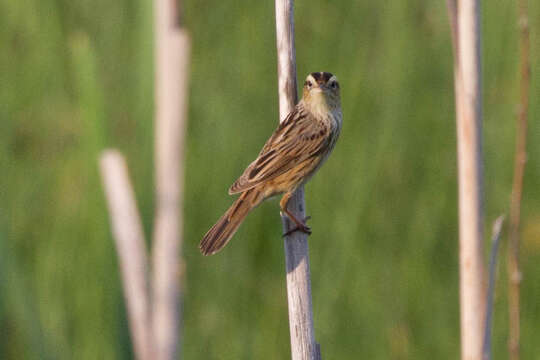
[200,189,262,255]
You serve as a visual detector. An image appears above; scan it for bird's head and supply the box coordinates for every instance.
[302,72,341,113]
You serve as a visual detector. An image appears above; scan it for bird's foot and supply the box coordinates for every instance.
[282,216,312,237]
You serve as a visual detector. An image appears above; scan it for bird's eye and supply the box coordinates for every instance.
[304,81,313,88]
[330,81,338,89]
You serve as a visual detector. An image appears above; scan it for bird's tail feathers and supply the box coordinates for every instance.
[200,190,261,255]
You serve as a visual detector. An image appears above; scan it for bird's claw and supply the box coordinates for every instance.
[282,216,312,237]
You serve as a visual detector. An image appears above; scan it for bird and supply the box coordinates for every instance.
[200,72,342,255]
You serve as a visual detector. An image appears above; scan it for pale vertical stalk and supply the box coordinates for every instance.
[99,150,153,360]
[508,0,530,359]
[448,1,486,359]
[275,0,298,119]
[275,1,320,359]
[458,1,486,359]
[152,0,190,358]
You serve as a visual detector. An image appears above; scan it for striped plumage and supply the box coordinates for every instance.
[200,72,342,255]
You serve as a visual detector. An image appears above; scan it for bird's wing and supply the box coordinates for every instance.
[228,105,329,194]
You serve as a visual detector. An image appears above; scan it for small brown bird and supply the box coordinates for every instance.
[200,72,342,255]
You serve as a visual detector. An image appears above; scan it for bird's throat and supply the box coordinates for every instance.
[306,92,332,118]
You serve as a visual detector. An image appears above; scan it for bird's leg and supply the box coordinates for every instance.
[280,192,312,237]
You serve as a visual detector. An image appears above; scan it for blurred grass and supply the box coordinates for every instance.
[1,0,539,359]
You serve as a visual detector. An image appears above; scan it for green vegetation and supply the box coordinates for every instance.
[1,0,539,358]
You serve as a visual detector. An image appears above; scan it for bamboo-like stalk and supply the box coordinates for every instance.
[447,1,486,359]
[508,0,530,358]
[275,1,320,359]
[152,0,190,358]
[100,1,189,359]
[99,150,153,360]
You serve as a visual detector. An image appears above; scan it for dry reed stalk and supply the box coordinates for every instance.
[99,150,153,360]
[101,0,190,358]
[275,1,321,359]
[152,0,190,358]
[447,0,486,359]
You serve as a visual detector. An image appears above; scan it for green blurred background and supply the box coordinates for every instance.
[1,0,539,359]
